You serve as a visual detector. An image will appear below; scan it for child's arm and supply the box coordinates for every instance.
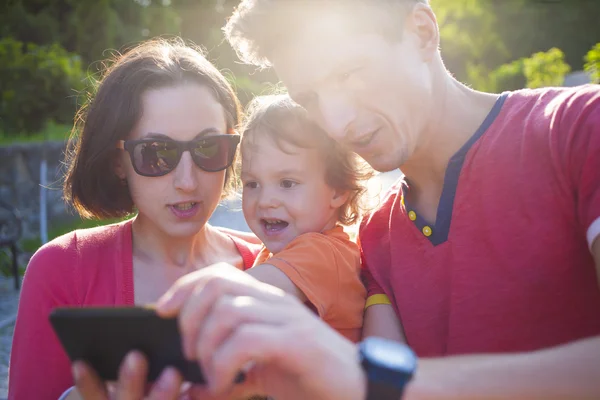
[363,303,406,342]
[246,263,308,302]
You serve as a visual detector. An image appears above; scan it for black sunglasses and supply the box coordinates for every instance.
[117,134,240,177]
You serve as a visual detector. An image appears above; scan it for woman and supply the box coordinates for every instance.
[8,38,260,400]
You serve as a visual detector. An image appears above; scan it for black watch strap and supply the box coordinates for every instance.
[366,379,406,400]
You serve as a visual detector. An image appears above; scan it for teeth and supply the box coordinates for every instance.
[264,219,287,231]
[174,202,195,211]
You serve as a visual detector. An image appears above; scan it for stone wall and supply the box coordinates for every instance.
[0,141,77,243]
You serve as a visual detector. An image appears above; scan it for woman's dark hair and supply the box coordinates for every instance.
[63,38,242,219]
[241,94,374,226]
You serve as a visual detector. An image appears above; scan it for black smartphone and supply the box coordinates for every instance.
[49,306,207,384]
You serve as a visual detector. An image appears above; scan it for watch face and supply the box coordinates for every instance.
[363,337,417,372]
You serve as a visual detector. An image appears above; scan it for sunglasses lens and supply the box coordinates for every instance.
[191,136,234,171]
[133,141,179,176]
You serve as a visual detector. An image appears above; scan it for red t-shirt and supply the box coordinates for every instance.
[8,219,260,400]
[360,86,600,357]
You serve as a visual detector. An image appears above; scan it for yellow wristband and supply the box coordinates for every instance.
[364,294,392,310]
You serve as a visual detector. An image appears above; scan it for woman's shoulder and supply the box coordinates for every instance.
[214,226,262,269]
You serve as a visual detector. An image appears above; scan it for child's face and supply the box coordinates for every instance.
[241,134,346,253]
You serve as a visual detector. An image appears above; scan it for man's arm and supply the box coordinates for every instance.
[407,335,600,400]
[406,241,600,399]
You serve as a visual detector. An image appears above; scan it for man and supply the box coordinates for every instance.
[222,0,600,395]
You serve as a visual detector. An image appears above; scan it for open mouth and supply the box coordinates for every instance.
[172,202,197,211]
[261,218,289,233]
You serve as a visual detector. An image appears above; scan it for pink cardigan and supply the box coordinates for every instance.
[8,219,260,400]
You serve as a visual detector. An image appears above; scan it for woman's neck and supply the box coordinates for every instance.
[130,215,222,270]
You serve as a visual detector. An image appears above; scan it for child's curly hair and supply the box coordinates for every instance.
[241,94,374,226]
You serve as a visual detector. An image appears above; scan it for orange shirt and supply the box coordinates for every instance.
[252,226,366,342]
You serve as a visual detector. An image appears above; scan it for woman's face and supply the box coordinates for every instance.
[116,83,229,239]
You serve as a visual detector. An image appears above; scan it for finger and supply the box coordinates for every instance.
[146,367,183,400]
[196,295,291,374]
[156,270,208,317]
[208,323,287,395]
[115,351,148,400]
[179,277,288,359]
[158,263,287,317]
[72,360,109,400]
[158,263,255,314]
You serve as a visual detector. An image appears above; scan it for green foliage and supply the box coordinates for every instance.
[490,0,600,74]
[584,43,600,84]
[0,37,86,134]
[473,48,571,92]
[470,59,526,92]
[2,0,182,68]
[522,48,571,89]
[431,0,508,83]
[432,0,600,90]
[1,0,599,138]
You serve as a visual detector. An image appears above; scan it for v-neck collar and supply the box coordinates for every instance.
[401,92,509,245]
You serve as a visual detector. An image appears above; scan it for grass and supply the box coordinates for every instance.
[0,121,73,146]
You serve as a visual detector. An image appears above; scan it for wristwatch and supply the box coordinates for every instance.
[358,337,417,400]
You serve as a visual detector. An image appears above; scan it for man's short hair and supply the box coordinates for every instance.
[224,0,428,68]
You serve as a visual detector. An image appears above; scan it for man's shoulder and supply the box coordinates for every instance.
[503,85,600,118]
[484,85,600,151]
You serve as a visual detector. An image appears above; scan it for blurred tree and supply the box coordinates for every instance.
[0,0,181,69]
[471,47,571,92]
[584,43,600,84]
[523,47,571,89]
[492,0,600,74]
[430,0,600,90]
[0,37,86,134]
[1,0,598,133]
[431,0,508,84]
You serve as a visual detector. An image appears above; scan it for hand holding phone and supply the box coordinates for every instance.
[49,306,207,384]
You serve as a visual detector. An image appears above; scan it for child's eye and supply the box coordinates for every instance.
[244,181,259,189]
[281,180,297,189]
